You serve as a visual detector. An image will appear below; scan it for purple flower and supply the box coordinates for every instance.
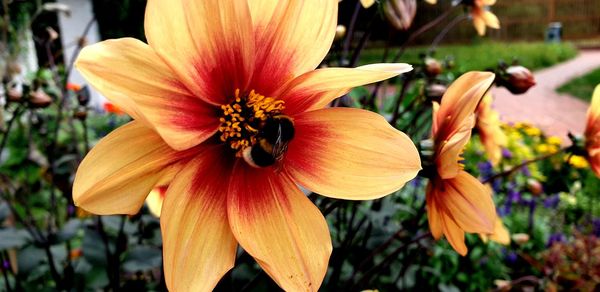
[478,161,493,179]
[498,204,511,217]
[543,194,560,209]
[592,218,600,237]
[502,148,513,159]
[508,189,521,203]
[2,260,9,269]
[547,233,565,247]
[521,165,531,177]
[504,250,518,264]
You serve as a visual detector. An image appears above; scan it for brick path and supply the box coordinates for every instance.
[491,50,600,141]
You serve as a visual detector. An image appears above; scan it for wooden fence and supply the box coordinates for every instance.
[411,0,600,43]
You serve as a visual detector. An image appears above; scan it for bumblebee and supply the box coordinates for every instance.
[243,115,295,168]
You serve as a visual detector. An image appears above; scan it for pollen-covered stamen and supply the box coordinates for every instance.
[218,89,285,156]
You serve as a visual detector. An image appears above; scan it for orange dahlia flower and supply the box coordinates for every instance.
[426,72,497,255]
[73,1,421,291]
[476,93,507,166]
[585,84,600,177]
[470,0,500,36]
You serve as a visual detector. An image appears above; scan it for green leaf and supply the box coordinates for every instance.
[122,245,162,272]
[56,219,82,242]
[0,228,31,250]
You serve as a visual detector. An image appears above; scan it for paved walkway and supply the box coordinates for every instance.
[492,50,600,141]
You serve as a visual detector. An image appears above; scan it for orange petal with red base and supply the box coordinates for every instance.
[279,64,413,115]
[76,38,220,151]
[73,122,193,215]
[161,146,237,292]
[145,0,253,105]
[248,0,338,96]
[227,163,331,291]
[286,108,421,200]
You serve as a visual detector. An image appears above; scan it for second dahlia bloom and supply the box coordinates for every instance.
[73,1,421,291]
[476,93,507,166]
[426,72,497,255]
[469,0,500,36]
[585,84,600,177]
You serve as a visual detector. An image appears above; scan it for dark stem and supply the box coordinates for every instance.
[341,0,362,64]
[389,71,415,126]
[0,251,12,292]
[0,106,24,160]
[428,14,467,54]
[96,217,117,291]
[354,233,431,289]
[391,6,457,63]
[482,149,567,184]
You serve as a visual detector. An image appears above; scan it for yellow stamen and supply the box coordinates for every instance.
[218,89,286,156]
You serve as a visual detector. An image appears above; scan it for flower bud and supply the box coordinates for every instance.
[527,179,543,196]
[335,25,346,41]
[29,88,53,108]
[501,65,536,94]
[383,0,417,31]
[425,83,447,103]
[511,233,530,245]
[424,57,442,77]
[73,109,88,120]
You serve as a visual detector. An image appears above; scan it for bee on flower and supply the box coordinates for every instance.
[73,1,421,291]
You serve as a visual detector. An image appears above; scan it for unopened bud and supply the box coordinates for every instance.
[527,179,543,196]
[383,0,417,31]
[425,83,447,103]
[46,27,59,41]
[29,88,53,108]
[511,233,530,245]
[335,25,346,41]
[502,65,536,94]
[42,3,71,16]
[73,109,87,120]
[424,57,442,77]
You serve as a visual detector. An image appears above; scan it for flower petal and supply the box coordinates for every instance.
[434,71,495,140]
[286,108,421,200]
[76,38,220,151]
[426,187,443,240]
[145,0,254,105]
[437,114,475,179]
[247,0,338,96]
[73,122,193,215]
[161,146,237,291]
[440,213,468,256]
[280,64,413,115]
[436,172,496,234]
[227,163,331,291]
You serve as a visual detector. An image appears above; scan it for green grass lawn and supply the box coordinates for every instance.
[358,41,578,73]
[556,67,600,101]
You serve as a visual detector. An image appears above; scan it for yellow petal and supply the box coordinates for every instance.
[434,71,495,140]
[585,84,600,138]
[360,0,375,8]
[247,0,338,96]
[161,146,237,291]
[472,10,487,36]
[481,217,510,245]
[279,64,412,115]
[426,187,443,240]
[145,0,254,105]
[73,122,193,215]
[424,0,437,4]
[286,108,421,200]
[146,186,167,217]
[483,11,500,29]
[76,38,220,151]
[433,71,495,178]
[228,163,332,291]
[440,213,468,256]
[436,172,496,234]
